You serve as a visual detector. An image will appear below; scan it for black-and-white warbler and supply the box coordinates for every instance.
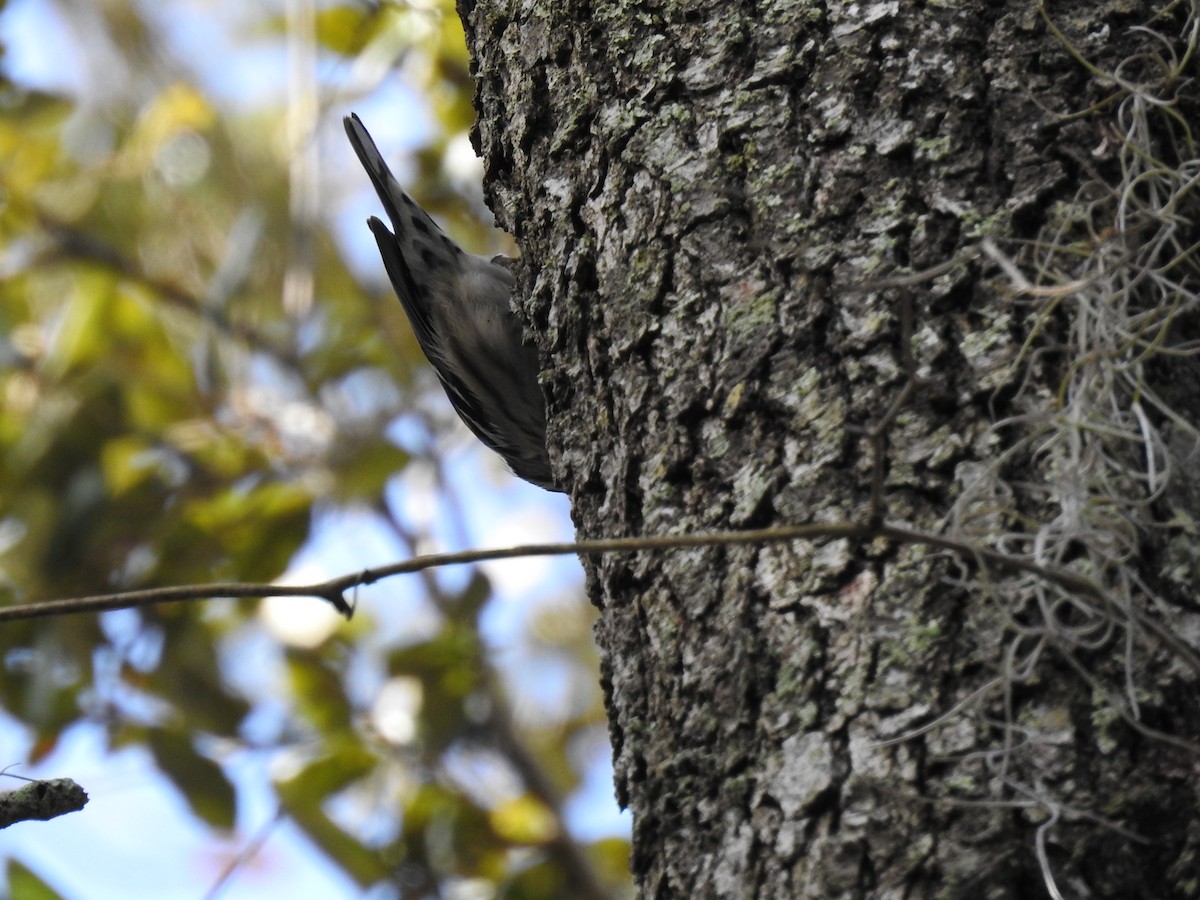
[344,114,557,491]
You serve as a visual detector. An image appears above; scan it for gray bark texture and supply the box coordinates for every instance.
[460,0,1200,897]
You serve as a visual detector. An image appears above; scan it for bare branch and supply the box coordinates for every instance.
[4,520,1196,678]
[0,778,89,829]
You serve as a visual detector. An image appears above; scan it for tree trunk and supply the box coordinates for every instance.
[461,1,1200,897]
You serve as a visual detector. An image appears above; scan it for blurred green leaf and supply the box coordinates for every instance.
[285,648,354,735]
[5,860,64,900]
[185,481,312,581]
[402,781,506,874]
[149,617,252,735]
[330,440,410,501]
[590,837,633,891]
[497,855,569,900]
[277,774,392,888]
[386,623,487,749]
[277,740,377,802]
[490,794,556,844]
[148,729,236,831]
[313,5,375,56]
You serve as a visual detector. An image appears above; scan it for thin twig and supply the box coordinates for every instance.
[202,807,286,900]
[4,520,1197,677]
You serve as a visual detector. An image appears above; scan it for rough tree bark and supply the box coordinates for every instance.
[461,1,1200,897]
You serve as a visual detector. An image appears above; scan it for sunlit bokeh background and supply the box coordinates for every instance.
[0,1,630,897]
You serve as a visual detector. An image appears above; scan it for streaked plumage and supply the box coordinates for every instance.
[344,113,557,491]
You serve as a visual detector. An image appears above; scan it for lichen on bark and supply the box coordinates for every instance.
[460,0,1200,895]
